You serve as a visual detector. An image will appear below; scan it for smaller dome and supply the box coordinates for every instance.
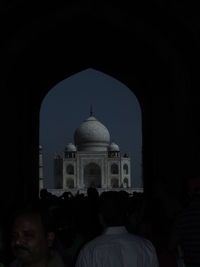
[109,142,120,152]
[65,143,77,152]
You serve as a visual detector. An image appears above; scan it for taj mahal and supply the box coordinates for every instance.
[40,110,143,195]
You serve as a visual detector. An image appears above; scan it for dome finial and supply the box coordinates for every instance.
[90,105,93,116]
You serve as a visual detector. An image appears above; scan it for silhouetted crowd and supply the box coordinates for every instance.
[0,179,200,267]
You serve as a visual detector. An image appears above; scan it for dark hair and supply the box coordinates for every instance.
[98,191,128,226]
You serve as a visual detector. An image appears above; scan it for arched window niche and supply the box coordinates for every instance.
[39,68,143,192]
[111,164,119,174]
[67,164,74,175]
[123,164,129,175]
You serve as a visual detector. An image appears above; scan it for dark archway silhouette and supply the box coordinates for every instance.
[2,1,200,215]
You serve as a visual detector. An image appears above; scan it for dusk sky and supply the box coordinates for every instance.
[39,68,143,188]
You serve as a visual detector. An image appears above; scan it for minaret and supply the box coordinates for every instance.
[39,145,44,191]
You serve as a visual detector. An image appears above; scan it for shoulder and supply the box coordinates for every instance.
[126,233,157,253]
[78,235,105,253]
[75,236,106,267]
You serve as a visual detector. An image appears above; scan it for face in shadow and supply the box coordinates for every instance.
[11,213,54,265]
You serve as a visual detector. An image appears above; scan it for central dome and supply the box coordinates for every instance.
[74,115,110,151]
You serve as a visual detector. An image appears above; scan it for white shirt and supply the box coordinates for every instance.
[75,226,159,267]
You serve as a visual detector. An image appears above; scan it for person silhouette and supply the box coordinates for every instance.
[76,191,159,267]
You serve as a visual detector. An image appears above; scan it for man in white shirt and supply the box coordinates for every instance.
[75,191,159,267]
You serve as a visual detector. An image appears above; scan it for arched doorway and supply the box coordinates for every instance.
[66,178,74,189]
[40,68,142,190]
[84,163,101,188]
[2,0,196,221]
[111,178,119,188]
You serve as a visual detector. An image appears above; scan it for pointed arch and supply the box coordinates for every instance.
[84,163,101,188]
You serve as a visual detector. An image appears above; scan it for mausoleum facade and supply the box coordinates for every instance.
[54,112,131,190]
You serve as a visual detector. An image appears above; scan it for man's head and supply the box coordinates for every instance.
[10,207,55,265]
[98,191,128,227]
